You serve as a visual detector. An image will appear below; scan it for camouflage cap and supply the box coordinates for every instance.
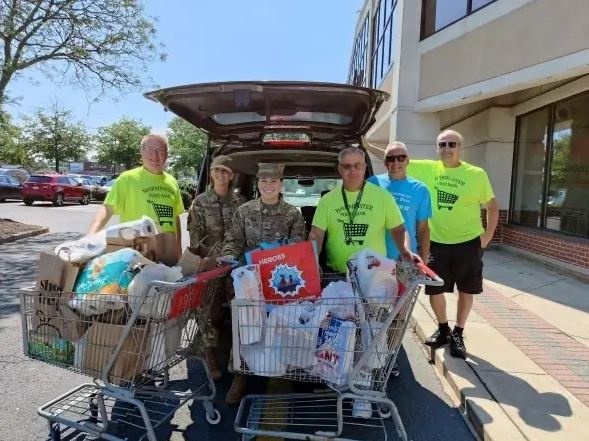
[257,163,285,179]
[210,155,234,173]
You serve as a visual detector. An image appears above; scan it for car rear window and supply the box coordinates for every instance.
[282,179,340,207]
[27,176,52,183]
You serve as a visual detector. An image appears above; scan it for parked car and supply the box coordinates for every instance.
[0,175,23,201]
[0,167,30,184]
[68,175,98,199]
[93,178,116,201]
[144,81,387,233]
[22,174,91,206]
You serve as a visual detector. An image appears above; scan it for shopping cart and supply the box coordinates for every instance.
[21,264,234,441]
[147,200,174,226]
[230,259,443,441]
[343,223,369,245]
[435,187,459,211]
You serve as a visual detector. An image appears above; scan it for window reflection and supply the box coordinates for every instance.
[547,96,589,236]
[370,0,396,88]
[512,109,549,228]
[421,0,498,39]
[512,93,589,238]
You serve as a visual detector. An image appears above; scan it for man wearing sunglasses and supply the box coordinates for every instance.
[368,141,432,262]
[407,130,498,359]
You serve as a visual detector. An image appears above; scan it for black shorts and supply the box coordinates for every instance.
[425,237,484,295]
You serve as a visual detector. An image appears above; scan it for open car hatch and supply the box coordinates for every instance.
[144,81,389,141]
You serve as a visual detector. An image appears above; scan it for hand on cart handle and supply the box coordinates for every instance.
[400,249,422,264]
[416,261,444,285]
[216,255,239,267]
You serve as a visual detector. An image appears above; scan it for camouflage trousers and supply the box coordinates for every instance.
[202,277,235,350]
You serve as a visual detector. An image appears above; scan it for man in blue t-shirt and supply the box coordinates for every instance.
[368,141,432,262]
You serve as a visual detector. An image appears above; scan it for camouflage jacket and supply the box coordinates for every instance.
[221,198,307,258]
[187,189,246,255]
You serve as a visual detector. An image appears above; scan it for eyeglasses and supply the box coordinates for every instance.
[339,163,365,171]
[438,141,459,148]
[385,154,407,163]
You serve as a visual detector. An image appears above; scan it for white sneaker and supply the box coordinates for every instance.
[352,399,372,419]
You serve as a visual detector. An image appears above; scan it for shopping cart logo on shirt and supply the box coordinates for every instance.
[269,263,305,298]
[342,222,368,246]
[435,187,459,211]
[147,200,174,226]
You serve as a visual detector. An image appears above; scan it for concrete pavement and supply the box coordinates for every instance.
[411,247,589,441]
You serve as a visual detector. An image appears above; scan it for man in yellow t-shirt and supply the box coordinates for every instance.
[309,147,416,274]
[407,129,498,359]
[88,133,185,257]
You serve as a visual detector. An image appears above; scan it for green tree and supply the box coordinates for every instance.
[0,111,30,166]
[167,117,208,179]
[95,118,150,170]
[22,104,89,172]
[0,0,165,107]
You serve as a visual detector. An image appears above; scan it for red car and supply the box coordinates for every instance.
[22,174,91,206]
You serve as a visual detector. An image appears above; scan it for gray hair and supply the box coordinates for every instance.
[141,133,169,149]
[338,146,366,164]
[437,129,464,145]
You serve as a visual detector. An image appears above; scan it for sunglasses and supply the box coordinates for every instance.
[385,154,407,163]
[438,141,459,148]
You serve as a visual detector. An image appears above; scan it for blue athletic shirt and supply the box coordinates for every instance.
[367,174,432,259]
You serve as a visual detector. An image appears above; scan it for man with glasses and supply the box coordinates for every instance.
[88,133,185,256]
[368,141,432,262]
[407,130,498,359]
[309,146,415,274]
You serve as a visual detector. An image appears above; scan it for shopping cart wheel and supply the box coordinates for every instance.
[48,423,61,441]
[205,408,222,425]
[378,405,392,419]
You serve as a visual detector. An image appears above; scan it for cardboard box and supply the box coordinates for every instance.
[178,247,217,277]
[82,322,149,385]
[33,252,86,342]
[106,232,178,266]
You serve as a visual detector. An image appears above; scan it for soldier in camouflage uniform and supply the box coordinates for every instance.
[186,155,246,381]
[220,162,306,405]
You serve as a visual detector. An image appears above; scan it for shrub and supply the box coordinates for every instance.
[178,179,197,210]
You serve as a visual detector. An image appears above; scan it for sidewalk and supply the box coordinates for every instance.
[411,247,589,441]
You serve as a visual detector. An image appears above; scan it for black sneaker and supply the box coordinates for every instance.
[424,329,451,348]
[450,332,467,359]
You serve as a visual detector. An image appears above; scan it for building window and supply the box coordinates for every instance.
[348,16,369,87]
[421,0,498,39]
[370,0,397,88]
[512,92,589,238]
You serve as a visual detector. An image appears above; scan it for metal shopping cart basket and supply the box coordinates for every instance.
[21,264,234,441]
[435,187,458,211]
[230,259,443,441]
[147,200,174,226]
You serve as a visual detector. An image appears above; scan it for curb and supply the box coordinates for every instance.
[410,305,528,441]
[0,227,49,245]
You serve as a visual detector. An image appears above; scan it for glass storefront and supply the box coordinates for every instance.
[512,92,589,238]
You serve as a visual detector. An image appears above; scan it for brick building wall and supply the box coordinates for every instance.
[483,209,589,270]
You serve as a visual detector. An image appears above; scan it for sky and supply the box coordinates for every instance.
[6,0,363,133]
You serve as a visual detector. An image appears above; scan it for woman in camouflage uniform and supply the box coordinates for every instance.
[186,155,246,382]
[220,162,306,405]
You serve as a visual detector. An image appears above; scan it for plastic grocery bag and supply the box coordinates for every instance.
[318,281,357,320]
[353,249,398,307]
[127,263,183,319]
[70,249,146,316]
[358,319,389,370]
[54,231,107,264]
[310,318,357,386]
[240,308,286,377]
[277,301,328,369]
[232,265,265,344]
[144,317,185,371]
